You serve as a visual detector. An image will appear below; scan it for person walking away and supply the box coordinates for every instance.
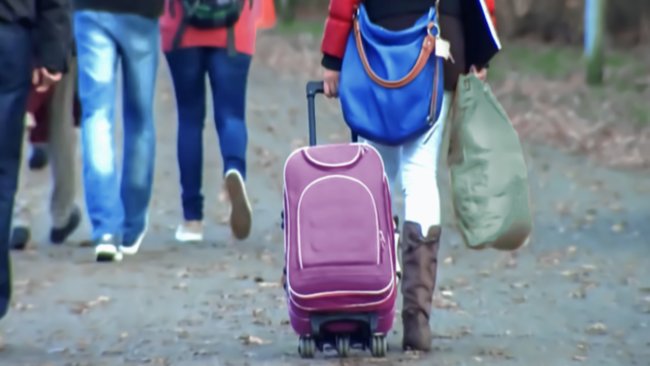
[23,69,82,171]
[318,0,499,352]
[0,0,72,318]
[11,50,82,250]
[160,0,260,242]
[73,0,164,262]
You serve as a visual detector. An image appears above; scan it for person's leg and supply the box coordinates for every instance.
[110,14,160,254]
[206,48,253,240]
[26,87,52,170]
[165,47,208,243]
[48,55,81,244]
[74,10,123,261]
[0,22,32,318]
[399,91,453,352]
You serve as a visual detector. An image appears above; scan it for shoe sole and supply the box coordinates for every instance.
[95,244,123,262]
[225,171,252,240]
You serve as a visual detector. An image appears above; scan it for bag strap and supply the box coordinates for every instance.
[353,20,437,89]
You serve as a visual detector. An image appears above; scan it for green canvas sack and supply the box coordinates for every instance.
[441,73,532,251]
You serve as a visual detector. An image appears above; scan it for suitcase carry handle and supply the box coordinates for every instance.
[305,80,358,147]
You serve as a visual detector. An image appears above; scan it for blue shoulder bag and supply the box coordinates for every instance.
[339,4,445,145]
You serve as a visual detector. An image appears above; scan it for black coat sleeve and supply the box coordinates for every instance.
[34,0,72,73]
[461,0,500,71]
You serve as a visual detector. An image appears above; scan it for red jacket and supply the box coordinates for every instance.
[160,0,261,54]
[321,0,496,60]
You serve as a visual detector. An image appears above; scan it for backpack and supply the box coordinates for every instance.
[169,0,253,55]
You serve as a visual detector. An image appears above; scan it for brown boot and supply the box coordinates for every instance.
[401,221,441,352]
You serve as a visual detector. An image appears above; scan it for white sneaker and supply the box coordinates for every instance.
[225,169,252,240]
[119,217,149,256]
[95,234,123,262]
[175,221,204,243]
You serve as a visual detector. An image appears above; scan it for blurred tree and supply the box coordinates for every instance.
[275,0,297,23]
[585,0,606,85]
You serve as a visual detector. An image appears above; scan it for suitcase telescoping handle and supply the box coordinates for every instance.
[305,80,358,147]
[306,81,324,146]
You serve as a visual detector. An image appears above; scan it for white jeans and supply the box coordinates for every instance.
[364,91,452,237]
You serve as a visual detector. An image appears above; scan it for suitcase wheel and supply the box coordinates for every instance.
[298,336,316,359]
[335,335,350,357]
[370,334,387,358]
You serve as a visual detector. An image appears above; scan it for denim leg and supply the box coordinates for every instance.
[206,49,251,179]
[74,11,122,241]
[0,23,31,318]
[165,48,207,221]
[110,14,160,244]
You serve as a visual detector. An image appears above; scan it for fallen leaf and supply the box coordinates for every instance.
[572,355,587,362]
[238,334,270,345]
[173,282,188,290]
[554,201,572,215]
[441,290,454,298]
[47,347,68,354]
[478,348,514,360]
[176,269,190,278]
[257,281,280,288]
[611,222,626,233]
[585,322,607,335]
[512,296,527,304]
[510,282,529,289]
[443,257,454,265]
[570,288,587,299]
[252,309,264,317]
[175,328,190,339]
[13,302,35,311]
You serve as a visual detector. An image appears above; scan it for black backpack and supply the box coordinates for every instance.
[169,0,253,55]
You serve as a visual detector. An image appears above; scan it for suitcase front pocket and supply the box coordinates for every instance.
[297,175,381,269]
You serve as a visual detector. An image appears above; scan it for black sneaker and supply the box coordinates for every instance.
[50,206,81,244]
[10,226,31,250]
[28,145,48,171]
[94,234,123,262]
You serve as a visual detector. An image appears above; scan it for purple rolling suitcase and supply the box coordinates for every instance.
[282,81,398,358]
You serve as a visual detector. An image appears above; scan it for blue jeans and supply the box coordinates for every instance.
[0,23,32,318]
[165,48,251,221]
[74,11,160,243]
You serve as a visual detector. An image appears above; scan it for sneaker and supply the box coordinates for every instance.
[95,234,123,262]
[119,218,148,256]
[225,169,252,240]
[28,145,48,171]
[50,205,81,244]
[175,221,203,243]
[11,226,31,251]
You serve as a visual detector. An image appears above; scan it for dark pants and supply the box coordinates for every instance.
[0,22,32,319]
[165,47,251,221]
